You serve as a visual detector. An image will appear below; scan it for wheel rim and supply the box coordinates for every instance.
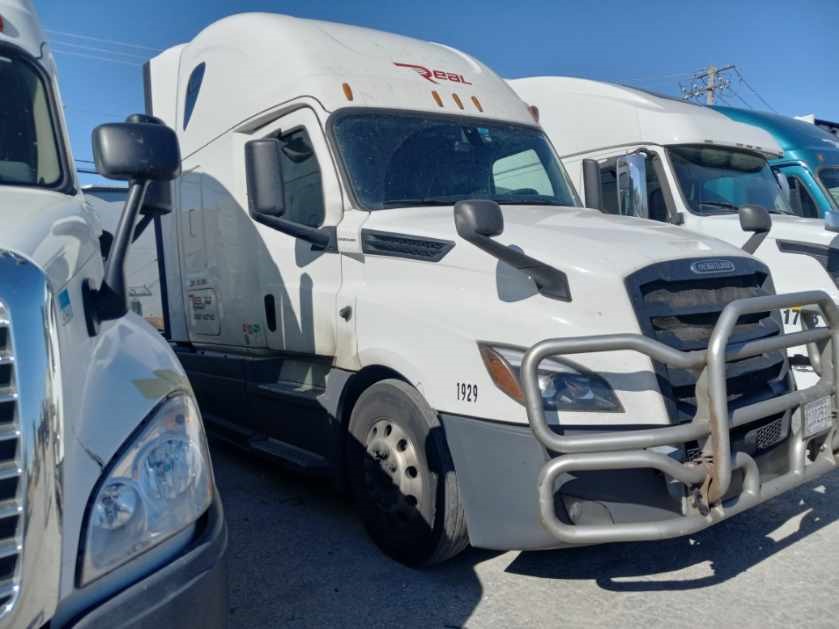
[362,419,424,525]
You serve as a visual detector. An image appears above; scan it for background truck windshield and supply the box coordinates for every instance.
[332,112,578,210]
[819,168,839,208]
[0,55,62,187]
[668,145,791,215]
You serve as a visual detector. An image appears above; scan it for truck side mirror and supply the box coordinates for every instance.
[84,119,181,335]
[582,159,603,211]
[453,200,571,301]
[245,138,286,216]
[243,138,330,248]
[92,121,180,182]
[616,153,649,219]
[454,198,504,239]
[739,205,772,254]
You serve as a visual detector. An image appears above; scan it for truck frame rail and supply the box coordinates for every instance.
[521,290,839,545]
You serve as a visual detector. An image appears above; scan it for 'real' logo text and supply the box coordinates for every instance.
[394,62,472,85]
[690,259,736,275]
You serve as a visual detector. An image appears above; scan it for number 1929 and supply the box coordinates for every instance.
[457,382,478,403]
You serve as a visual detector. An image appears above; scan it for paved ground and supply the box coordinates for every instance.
[212,439,839,629]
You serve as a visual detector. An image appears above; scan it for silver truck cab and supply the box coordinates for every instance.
[0,1,227,626]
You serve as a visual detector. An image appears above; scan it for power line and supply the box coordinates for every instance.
[727,87,754,110]
[44,28,162,53]
[49,39,148,61]
[733,67,777,113]
[52,48,142,67]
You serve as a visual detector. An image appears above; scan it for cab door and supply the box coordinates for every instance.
[237,107,344,358]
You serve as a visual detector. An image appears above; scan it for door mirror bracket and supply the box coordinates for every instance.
[454,199,572,301]
[244,138,331,247]
[739,205,772,254]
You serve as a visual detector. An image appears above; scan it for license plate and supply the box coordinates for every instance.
[804,397,833,438]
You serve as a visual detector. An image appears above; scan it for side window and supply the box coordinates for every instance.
[183,63,206,130]
[492,149,554,196]
[785,175,819,219]
[276,128,325,228]
[599,164,619,214]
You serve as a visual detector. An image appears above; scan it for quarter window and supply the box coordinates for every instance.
[183,63,206,130]
[785,175,819,218]
[276,128,325,228]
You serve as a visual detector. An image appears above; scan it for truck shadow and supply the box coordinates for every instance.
[210,439,489,629]
[504,470,839,591]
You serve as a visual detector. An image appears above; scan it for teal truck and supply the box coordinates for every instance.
[714,106,839,227]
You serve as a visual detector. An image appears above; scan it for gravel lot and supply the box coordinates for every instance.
[212,440,839,629]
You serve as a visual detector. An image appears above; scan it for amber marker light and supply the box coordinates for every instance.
[479,344,525,403]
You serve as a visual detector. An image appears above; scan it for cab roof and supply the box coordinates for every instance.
[714,106,839,155]
[0,0,45,59]
[153,13,534,157]
[510,76,783,159]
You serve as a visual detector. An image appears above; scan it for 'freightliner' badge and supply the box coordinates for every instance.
[690,259,736,275]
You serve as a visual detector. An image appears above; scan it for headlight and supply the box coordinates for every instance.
[479,344,623,412]
[80,393,213,585]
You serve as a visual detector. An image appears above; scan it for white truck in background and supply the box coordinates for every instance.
[0,1,226,626]
[142,12,838,564]
[511,76,839,388]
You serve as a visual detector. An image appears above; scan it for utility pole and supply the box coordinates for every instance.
[681,64,735,105]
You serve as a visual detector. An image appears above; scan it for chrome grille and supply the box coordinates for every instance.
[625,257,789,424]
[0,305,22,610]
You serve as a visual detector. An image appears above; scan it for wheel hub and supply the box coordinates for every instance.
[363,419,423,520]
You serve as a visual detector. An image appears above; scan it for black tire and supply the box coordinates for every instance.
[346,379,469,565]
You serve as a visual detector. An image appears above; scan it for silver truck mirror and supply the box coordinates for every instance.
[616,153,648,218]
[245,138,286,216]
[739,205,772,254]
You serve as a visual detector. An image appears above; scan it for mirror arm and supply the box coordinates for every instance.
[252,213,332,248]
[83,179,149,335]
[465,232,572,302]
[742,231,768,255]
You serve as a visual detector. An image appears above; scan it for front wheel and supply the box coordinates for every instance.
[346,379,468,565]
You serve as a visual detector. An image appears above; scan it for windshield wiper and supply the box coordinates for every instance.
[381,197,462,208]
[698,201,739,212]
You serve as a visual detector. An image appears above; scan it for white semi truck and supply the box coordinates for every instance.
[0,1,227,626]
[511,76,839,389]
[143,13,838,564]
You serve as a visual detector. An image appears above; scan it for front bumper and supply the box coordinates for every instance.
[521,290,839,546]
[443,291,839,551]
[71,493,228,629]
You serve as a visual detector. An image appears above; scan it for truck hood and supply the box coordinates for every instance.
[0,187,101,288]
[699,212,839,248]
[364,204,749,276]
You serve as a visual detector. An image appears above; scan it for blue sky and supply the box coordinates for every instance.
[36,0,838,185]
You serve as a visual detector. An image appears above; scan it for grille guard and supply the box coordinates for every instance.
[521,290,839,545]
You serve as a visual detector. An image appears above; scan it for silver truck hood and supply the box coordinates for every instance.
[0,187,100,288]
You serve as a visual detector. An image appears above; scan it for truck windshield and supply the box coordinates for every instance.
[819,168,839,208]
[668,145,792,216]
[0,54,62,188]
[332,112,578,210]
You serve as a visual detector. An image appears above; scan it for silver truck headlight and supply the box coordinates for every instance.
[80,393,213,585]
[479,344,623,412]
